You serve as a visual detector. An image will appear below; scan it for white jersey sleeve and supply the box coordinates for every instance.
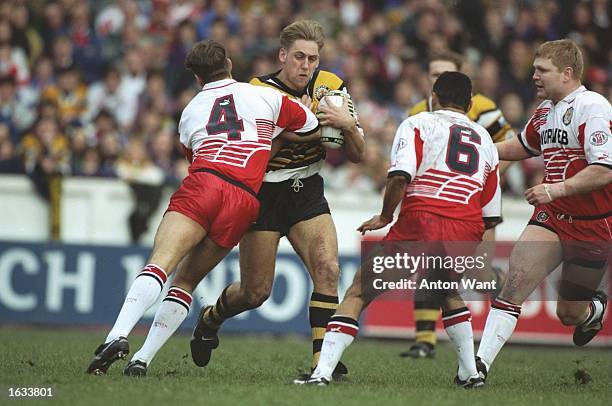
[388,118,420,180]
[577,94,612,167]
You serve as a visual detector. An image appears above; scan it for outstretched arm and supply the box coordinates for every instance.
[357,174,408,234]
[525,164,612,205]
[496,137,533,161]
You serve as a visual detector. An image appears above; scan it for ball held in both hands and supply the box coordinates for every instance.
[316,90,356,149]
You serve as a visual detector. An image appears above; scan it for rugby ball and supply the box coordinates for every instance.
[316,90,356,149]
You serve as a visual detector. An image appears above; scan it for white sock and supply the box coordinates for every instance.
[106,264,168,342]
[477,298,521,371]
[443,307,477,380]
[311,316,358,380]
[132,286,192,365]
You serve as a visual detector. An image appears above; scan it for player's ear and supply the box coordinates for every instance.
[466,99,473,113]
[194,73,203,88]
[562,66,573,83]
[431,92,439,109]
[226,58,233,74]
[279,48,287,64]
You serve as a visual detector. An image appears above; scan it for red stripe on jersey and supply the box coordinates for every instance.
[414,128,423,171]
[481,164,499,208]
[276,95,306,131]
[442,313,472,328]
[326,322,359,337]
[524,115,543,153]
[438,193,470,202]
[444,186,472,196]
[446,181,481,191]
[414,180,445,188]
[577,122,586,147]
[420,174,450,183]
[428,169,482,187]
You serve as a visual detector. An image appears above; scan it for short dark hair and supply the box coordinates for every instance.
[185,40,230,83]
[433,71,472,112]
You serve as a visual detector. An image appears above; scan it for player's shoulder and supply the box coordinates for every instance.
[409,99,428,116]
[309,70,345,101]
[249,74,277,90]
[470,93,497,112]
[574,89,611,112]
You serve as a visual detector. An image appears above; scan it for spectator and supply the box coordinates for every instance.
[42,65,88,126]
[115,136,164,243]
[0,75,35,142]
[0,122,23,174]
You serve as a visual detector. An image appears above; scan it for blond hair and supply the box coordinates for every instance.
[429,50,463,71]
[535,39,583,80]
[280,20,325,50]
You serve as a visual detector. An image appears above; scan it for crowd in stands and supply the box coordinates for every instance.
[0,0,610,197]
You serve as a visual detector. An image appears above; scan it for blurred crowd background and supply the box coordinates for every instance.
[0,0,610,238]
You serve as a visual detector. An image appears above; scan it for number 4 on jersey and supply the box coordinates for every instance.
[206,94,244,140]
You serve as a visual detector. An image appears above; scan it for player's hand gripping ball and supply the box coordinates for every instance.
[316,90,356,149]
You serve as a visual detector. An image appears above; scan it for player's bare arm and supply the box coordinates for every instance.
[358,174,408,234]
[318,96,365,163]
[495,136,532,161]
[525,164,612,205]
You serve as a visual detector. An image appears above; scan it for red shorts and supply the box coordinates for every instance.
[384,211,484,242]
[382,211,484,284]
[529,206,611,268]
[166,171,260,248]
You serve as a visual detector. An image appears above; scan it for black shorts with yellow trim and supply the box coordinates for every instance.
[252,174,330,236]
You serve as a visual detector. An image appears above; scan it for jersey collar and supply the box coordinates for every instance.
[437,109,468,119]
[202,78,236,90]
[264,69,306,98]
[559,85,586,104]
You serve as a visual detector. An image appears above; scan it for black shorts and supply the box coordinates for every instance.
[252,174,330,236]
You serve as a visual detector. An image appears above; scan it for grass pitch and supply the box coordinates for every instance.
[0,327,610,406]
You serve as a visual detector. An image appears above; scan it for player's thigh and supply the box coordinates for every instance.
[238,230,281,293]
[288,213,339,277]
[501,224,563,303]
[149,211,207,274]
[173,236,231,291]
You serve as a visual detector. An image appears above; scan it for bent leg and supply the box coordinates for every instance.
[199,230,280,333]
[478,225,563,373]
[309,259,391,381]
[88,212,206,374]
[557,261,608,346]
[131,236,231,367]
[288,214,341,369]
[107,211,207,342]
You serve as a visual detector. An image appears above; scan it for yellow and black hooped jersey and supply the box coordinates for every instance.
[250,69,345,182]
[408,94,515,143]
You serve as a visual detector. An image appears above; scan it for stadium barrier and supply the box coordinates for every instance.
[0,240,609,346]
[1,175,609,346]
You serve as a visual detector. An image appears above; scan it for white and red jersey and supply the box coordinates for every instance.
[179,79,319,193]
[519,86,611,217]
[389,110,501,223]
